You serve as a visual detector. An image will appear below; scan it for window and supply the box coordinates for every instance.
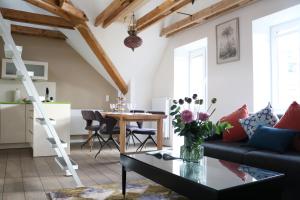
[174,46,207,110]
[189,48,207,109]
[271,19,300,113]
[173,39,208,147]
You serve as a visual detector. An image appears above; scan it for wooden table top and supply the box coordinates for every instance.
[104,112,167,121]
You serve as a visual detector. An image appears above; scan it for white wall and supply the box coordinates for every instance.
[0,80,56,102]
[152,0,300,121]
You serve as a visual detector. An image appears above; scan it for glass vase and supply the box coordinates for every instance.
[180,136,204,163]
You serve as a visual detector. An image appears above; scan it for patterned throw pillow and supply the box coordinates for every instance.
[239,103,279,139]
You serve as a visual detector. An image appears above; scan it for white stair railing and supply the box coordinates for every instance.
[0,13,82,187]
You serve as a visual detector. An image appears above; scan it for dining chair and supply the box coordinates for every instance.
[126,110,144,148]
[81,110,106,151]
[94,111,120,158]
[132,111,165,152]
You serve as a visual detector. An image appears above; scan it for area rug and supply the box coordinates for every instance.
[48,179,187,200]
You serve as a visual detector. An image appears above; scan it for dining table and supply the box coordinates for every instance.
[104,112,167,153]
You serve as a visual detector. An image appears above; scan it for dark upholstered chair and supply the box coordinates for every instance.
[81,110,106,151]
[133,111,165,151]
[94,111,120,158]
[125,110,145,148]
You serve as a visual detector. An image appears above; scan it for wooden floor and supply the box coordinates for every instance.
[0,143,152,200]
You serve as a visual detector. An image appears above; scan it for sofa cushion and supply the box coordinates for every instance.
[203,140,255,163]
[220,104,249,142]
[239,103,279,138]
[244,150,300,175]
[248,126,296,153]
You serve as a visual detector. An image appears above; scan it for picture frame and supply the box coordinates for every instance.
[216,18,240,64]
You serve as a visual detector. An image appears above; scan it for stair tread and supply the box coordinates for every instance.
[47,138,67,148]
[54,157,78,170]
[36,117,56,125]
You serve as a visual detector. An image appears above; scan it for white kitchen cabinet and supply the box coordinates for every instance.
[0,104,26,143]
[1,58,48,80]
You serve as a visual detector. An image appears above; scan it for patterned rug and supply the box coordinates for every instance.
[49,180,187,200]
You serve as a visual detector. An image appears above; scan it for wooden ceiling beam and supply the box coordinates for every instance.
[160,0,258,37]
[102,0,144,28]
[94,0,122,27]
[25,0,128,94]
[24,0,87,24]
[0,7,74,29]
[24,0,72,21]
[11,24,67,40]
[136,0,191,32]
[43,0,60,6]
[95,0,145,28]
[60,1,88,21]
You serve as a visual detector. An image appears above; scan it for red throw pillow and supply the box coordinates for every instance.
[274,101,300,151]
[220,104,249,142]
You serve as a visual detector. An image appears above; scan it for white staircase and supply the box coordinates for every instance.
[0,13,83,187]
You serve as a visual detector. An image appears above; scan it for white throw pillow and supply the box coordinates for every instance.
[239,103,279,139]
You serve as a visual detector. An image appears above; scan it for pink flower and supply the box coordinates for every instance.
[198,112,210,121]
[181,110,194,123]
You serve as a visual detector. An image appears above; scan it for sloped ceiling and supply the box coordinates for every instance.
[61,0,169,91]
[0,0,169,94]
[0,0,221,108]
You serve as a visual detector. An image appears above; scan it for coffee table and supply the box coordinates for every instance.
[120,151,285,200]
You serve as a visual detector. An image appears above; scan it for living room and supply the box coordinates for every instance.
[0,0,299,199]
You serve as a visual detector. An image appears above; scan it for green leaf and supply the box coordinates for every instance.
[174,128,181,133]
[170,111,177,116]
[172,121,177,126]
[170,105,177,110]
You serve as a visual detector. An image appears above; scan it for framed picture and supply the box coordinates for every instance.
[216,18,240,64]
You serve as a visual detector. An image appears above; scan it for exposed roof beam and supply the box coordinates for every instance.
[136,0,191,32]
[24,0,87,24]
[25,0,72,21]
[43,0,72,7]
[95,0,145,28]
[0,7,74,29]
[60,1,88,21]
[25,0,128,94]
[94,0,121,26]
[11,24,67,40]
[160,0,258,37]
[43,0,60,6]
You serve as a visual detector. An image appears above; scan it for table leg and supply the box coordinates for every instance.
[88,130,93,150]
[119,119,126,153]
[157,119,163,150]
[122,166,126,198]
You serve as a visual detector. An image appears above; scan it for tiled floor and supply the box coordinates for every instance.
[0,143,151,200]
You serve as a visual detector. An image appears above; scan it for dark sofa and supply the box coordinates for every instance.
[203,138,300,200]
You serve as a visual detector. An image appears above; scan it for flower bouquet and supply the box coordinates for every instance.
[170,94,232,162]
